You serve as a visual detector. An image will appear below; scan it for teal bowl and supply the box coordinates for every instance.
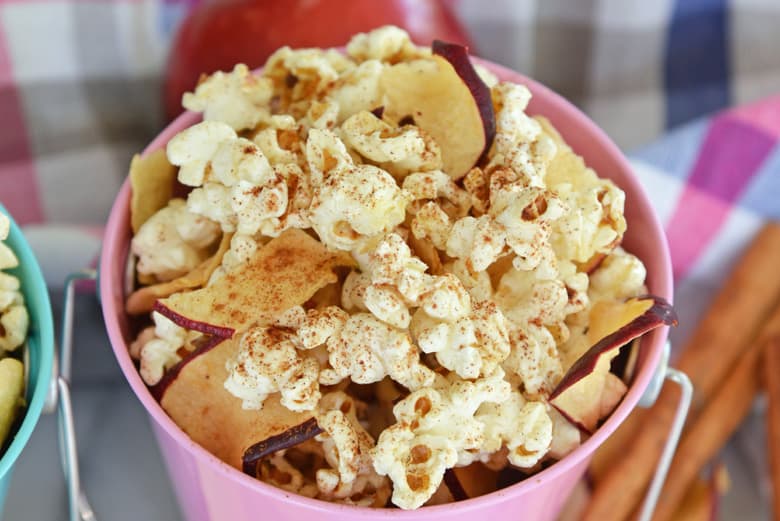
[0,205,54,513]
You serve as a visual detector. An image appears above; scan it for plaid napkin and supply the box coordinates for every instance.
[0,1,778,519]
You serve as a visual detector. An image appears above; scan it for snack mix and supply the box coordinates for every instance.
[127,26,673,509]
[0,213,28,450]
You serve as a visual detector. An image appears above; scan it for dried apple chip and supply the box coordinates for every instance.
[380,43,495,179]
[442,463,499,501]
[155,229,355,337]
[549,296,677,432]
[126,232,232,315]
[129,149,178,234]
[158,336,314,470]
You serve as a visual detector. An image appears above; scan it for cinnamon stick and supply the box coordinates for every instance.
[765,336,780,521]
[583,222,780,521]
[652,304,780,521]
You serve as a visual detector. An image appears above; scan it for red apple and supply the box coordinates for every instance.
[164,0,473,121]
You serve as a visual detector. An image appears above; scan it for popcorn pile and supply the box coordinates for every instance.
[129,26,647,509]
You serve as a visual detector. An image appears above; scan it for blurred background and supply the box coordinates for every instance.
[0,0,779,519]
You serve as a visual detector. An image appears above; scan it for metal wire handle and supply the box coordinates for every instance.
[636,342,694,521]
[43,269,99,521]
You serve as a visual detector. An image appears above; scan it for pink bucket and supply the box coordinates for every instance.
[99,58,673,521]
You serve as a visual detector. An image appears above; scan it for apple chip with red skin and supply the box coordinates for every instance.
[157,336,314,470]
[126,232,232,315]
[380,41,495,179]
[549,296,677,432]
[154,228,355,338]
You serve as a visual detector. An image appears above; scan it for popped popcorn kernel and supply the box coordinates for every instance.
[310,163,408,251]
[476,392,552,468]
[412,299,510,380]
[446,215,506,272]
[372,368,510,509]
[342,111,443,177]
[315,392,390,504]
[224,326,321,412]
[137,311,199,385]
[346,26,420,63]
[131,199,220,282]
[0,304,27,353]
[326,60,385,122]
[589,248,647,302]
[502,324,563,399]
[183,64,273,131]
[323,313,435,391]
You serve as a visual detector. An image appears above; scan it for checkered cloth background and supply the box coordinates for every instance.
[0,0,778,518]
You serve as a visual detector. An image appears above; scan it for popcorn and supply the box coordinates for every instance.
[264,46,354,117]
[225,326,321,412]
[322,313,435,391]
[493,83,540,156]
[128,28,646,509]
[372,368,510,509]
[341,111,443,176]
[0,272,20,311]
[260,450,320,498]
[131,199,221,282]
[137,311,197,385]
[412,298,510,380]
[303,100,340,131]
[364,284,412,329]
[476,391,553,468]
[489,185,566,272]
[315,392,390,504]
[231,174,288,236]
[0,241,19,271]
[0,215,8,241]
[0,304,28,353]
[502,324,563,399]
[326,60,384,122]
[589,248,647,302]
[186,183,235,231]
[273,305,350,352]
[305,128,354,185]
[166,121,238,186]
[443,258,493,302]
[545,138,627,264]
[252,115,302,166]
[364,234,429,298]
[410,202,452,251]
[346,25,420,63]
[491,83,557,187]
[310,159,408,251]
[494,264,568,326]
[182,64,273,131]
[446,215,505,272]
[419,274,471,321]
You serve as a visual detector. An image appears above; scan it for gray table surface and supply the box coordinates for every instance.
[1,289,770,520]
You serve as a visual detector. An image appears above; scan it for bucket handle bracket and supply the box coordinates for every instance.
[635,341,693,521]
[44,269,99,521]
